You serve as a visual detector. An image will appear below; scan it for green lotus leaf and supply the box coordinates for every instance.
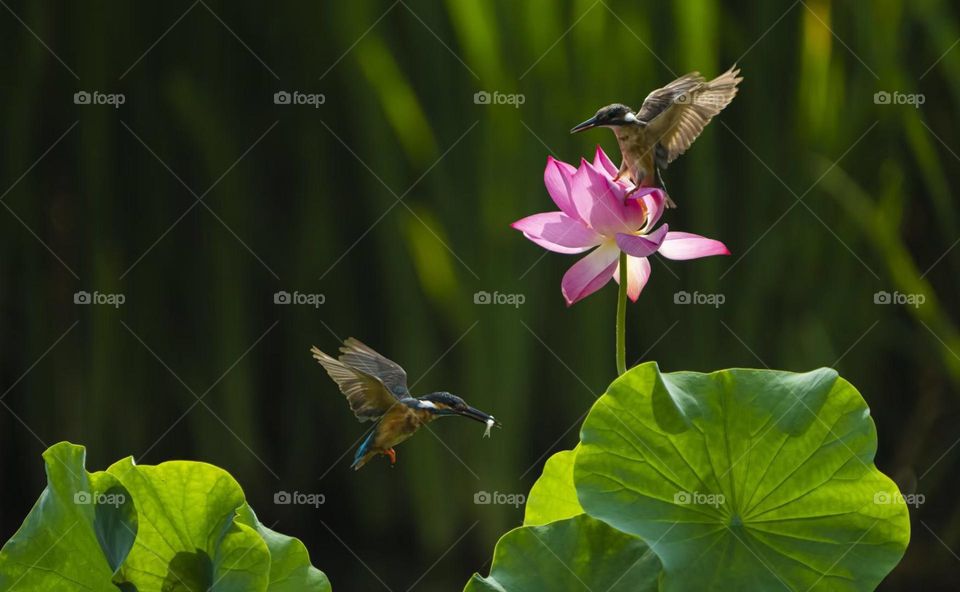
[523,446,583,526]
[0,442,136,591]
[0,443,332,591]
[465,514,660,592]
[575,362,910,591]
[106,456,271,591]
[236,504,332,591]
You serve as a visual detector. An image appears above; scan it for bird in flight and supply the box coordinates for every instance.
[311,338,501,470]
[571,65,742,208]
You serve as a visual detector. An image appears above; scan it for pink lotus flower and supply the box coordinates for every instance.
[512,146,729,306]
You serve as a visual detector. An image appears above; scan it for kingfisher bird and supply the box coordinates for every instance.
[570,65,742,208]
[311,338,501,470]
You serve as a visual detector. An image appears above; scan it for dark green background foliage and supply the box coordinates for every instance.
[0,0,957,589]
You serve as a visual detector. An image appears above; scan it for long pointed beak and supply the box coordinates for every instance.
[458,406,502,428]
[570,115,598,134]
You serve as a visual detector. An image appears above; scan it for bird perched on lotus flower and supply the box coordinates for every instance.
[311,338,501,470]
[571,65,742,208]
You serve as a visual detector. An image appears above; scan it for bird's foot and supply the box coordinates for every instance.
[625,185,640,198]
[385,448,397,466]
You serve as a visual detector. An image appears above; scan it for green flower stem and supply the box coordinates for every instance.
[616,251,627,375]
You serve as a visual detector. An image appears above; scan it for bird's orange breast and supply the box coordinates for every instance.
[373,406,433,449]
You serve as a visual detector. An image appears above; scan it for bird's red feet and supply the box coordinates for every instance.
[385,448,397,466]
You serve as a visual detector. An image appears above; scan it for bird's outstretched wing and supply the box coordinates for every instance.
[311,345,405,422]
[636,72,705,123]
[638,65,742,167]
[338,338,410,397]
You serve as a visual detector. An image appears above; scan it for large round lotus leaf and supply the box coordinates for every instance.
[0,443,332,591]
[524,446,583,526]
[464,514,660,592]
[0,442,136,591]
[107,457,272,591]
[575,362,910,591]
